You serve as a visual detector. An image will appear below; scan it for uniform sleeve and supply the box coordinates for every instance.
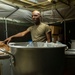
[45,24,51,33]
[27,26,32,31]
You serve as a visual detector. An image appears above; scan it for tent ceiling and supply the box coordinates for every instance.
[1,0,75,10]
[0,0,75,24]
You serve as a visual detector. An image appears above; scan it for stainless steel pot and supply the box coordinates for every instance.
[71,40,75,49]
[9,42,66,75]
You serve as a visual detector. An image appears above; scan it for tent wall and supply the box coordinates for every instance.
[0,23,6,40]
[0,22,32,42]
[0,19,75,43]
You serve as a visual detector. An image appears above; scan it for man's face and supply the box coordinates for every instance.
[32,11,41,24]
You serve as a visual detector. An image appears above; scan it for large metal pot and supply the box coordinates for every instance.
[71,40,75,49]
[9,42,66,75]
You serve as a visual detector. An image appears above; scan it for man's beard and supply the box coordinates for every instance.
[33,20,40,25]
[33,20,36,24]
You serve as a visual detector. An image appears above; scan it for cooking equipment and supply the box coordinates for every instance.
[71,40,75,49]
[9,42,66,75]
[0,48,14,75]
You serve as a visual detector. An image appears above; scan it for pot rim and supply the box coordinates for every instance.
[8,42,66,49]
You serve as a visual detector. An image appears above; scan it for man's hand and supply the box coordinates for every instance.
[4,37,12,44]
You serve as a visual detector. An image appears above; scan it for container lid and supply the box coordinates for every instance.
[8,42,66,48]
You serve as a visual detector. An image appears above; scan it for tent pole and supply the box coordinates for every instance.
[5,19,8,38]
[63,20,66,43]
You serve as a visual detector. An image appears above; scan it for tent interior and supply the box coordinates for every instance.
[0,0,75,46]
[0,1,75,75]
[0,0,75,23]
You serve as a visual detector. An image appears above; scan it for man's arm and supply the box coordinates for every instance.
[4,29,30,43]
[46,31,52,43]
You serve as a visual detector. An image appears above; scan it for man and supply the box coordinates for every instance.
[4,10,51,43]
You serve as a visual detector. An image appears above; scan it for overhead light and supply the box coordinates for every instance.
[20,0,35,5]
[48,0,58,3]
[47,0,52,2]
[28,0,37,3]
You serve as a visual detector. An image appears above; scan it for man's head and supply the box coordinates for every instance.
[32,10,41,25]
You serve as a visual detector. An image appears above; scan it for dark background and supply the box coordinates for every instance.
[0,19,75,43]
[0,22,31,42]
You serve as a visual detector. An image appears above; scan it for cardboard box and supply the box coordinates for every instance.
[50,26,62,34]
